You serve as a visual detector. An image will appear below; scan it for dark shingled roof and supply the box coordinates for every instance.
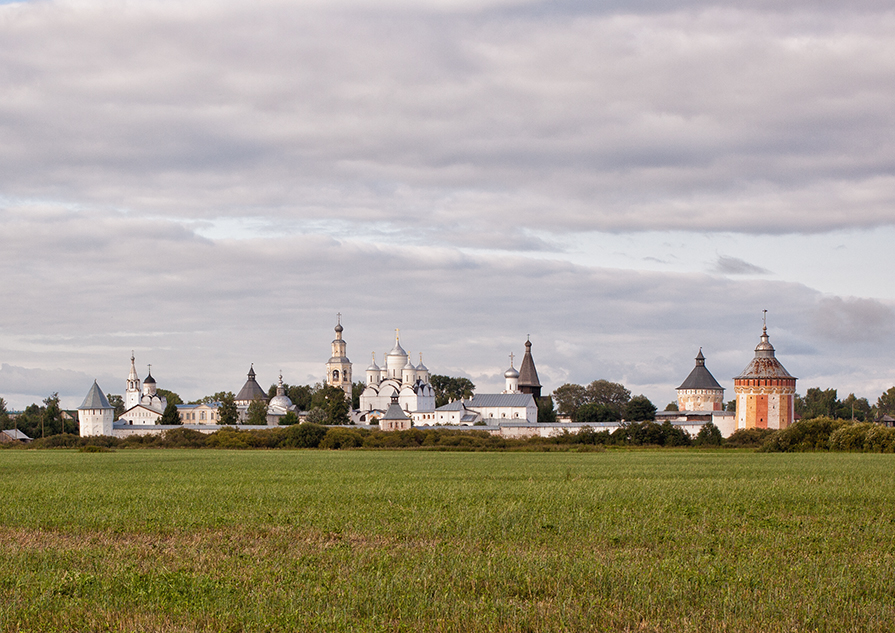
[382,401,410,421]
[517,338,541,389]
[677,349,724,391]
[78,381,113,410]
[236,365,268,401]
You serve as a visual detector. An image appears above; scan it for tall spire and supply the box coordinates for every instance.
[518,336,542,399]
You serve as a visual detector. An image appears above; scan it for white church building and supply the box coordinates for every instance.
[357,330,436,421]
[428,355,537,426]
[118,354,169,425]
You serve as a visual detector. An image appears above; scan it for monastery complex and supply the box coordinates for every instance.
[76,314,796,440]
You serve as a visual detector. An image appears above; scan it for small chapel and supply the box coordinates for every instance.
[118,353,168,425]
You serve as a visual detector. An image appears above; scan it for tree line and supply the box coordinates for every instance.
[551,380,657,422]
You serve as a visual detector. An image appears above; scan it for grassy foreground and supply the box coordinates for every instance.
[0,450,893,632]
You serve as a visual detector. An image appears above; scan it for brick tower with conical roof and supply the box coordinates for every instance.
[733,313,797,430]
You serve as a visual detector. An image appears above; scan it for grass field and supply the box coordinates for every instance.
[0,449,893,632]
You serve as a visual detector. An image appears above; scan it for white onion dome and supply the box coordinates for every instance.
[403,356,415,370]
[366,353,380,372]
[504,366,519,379]
[269,373,294,409]
[389,340,407,357]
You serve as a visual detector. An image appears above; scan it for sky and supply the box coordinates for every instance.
[1,0,895,411]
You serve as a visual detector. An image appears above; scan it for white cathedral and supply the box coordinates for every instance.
[359,330,436,420]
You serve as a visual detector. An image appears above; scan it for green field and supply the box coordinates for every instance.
[1,449,893,632]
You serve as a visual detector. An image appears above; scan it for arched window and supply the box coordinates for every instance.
[333,370,340,381]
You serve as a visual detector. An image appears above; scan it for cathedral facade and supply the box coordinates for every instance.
[359,330,436,415]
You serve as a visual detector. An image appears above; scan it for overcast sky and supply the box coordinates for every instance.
[2,0,894,411]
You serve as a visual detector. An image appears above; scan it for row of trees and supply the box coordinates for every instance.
[551,380,657,422]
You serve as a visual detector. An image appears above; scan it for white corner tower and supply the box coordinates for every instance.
[78,380,115,437]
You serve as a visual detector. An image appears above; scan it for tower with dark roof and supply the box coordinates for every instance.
[677,349,725,412]
[235,364,268,407]
[517,337,542,399]
[733,316,797,430]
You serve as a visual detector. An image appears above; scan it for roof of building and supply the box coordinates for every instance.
[734,326,796,380]
[236,365,268,401]
[1,429,32,441]
[677,348,724,390]
[143,371,156,385]
[436,393,536,411]
[78,381,113,410]
[517,338,541,389]
[382,401,410,421]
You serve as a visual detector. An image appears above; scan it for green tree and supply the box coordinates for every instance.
[106,394,125,419]
[876,387,895,418]
[281,411,299,426]
[576,403,620,423]
[14,404,43,439]
[42,393,63,436]
[537,397,557,423]
[585,380,631,417]
[157,389,183,406]
[725,399,737,412]
[430,375,475,408]
[0,397,9,428]
[160,401,181,426]
[306,407,327,424]
[694,422,723,447]
[552,383,588,418]
[796,388,839,419]
[664,401,679,411]
[837,393,871,421]
[246,400,269,425]
[311,384,350,424]
[625,395,656,421]
[217,393,238,425]
[352,382,365,410]
[193,391,234,405]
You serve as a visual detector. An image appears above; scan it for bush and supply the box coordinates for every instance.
[725,427,776,449]
[828,423,872,452]
[573,426,611,446]
[79,445,112,453]
[828,423,895,453]
[863,424,895,452]
[279,423,328,448]
[162,427,208,448]
[760,417,848,452]
[319,427,366,449]
[205,427,252,449]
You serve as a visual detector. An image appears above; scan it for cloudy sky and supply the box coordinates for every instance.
[1,0,894,411]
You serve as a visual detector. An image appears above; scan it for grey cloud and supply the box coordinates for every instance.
[713,255,771,275]
[0,209,868,407]
[812,296,895,344]
[0,2,894,240]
